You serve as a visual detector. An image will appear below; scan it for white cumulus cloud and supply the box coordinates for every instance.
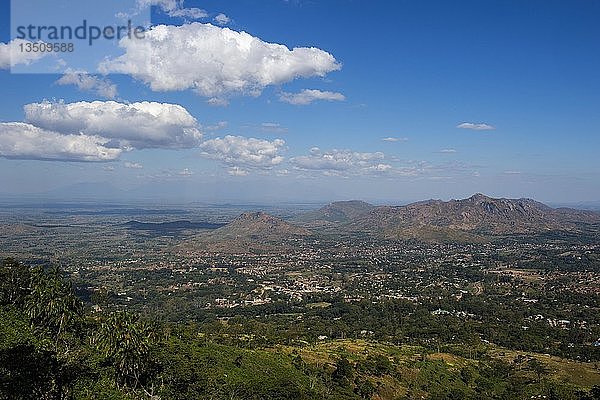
[137,0,207,19]
[207,97,230,107]
[279,89,345,105]
[291,147,385,173]
[24,100,202,150]
[457,122,495,130]
[137,0,179,11]
[168,7,208,19]
[99,23,341,99]
[200,135,285,169]
[0,39,51,69]
[214,13,231,25]
[56,71,118,99]
[0,122,121,162]
[382,137,408,142]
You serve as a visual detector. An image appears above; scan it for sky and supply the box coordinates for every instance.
[0,0,599,204]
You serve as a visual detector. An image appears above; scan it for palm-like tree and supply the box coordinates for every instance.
[15,265,85,399]
[0,258,32,306]
[93,311,157,392]
[25,267,83,350]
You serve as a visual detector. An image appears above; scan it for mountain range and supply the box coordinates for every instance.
[208,194,600,243]
[345,193,599,240]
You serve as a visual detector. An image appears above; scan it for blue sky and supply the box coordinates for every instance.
[0,0,599,204]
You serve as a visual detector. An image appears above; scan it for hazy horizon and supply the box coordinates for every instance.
[1,182,599,211]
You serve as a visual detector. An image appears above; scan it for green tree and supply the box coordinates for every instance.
[0,258,32,306]
[354,377,376,399]
[332,356,354,386]
[25,266,84,351]
[527,358,550,383]
[0,344,60,400]
[93,311,158,394]
[1,261,86,399]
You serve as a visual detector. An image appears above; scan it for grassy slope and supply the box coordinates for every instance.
[273,339,600,398]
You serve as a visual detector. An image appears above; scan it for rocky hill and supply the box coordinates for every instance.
[210,212,312,240]
[348,193,600,239]
[292,200,375,227]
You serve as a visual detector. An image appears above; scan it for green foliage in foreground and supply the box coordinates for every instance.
[1,258,600,400]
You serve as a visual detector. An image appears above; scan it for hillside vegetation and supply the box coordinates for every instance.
[1,258,600,399]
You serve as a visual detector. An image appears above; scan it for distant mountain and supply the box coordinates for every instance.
[173,194,600,252]
[347,193,600,240]
[176,212,312,253]
[292,200,375,227]
[210,212,312,240]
